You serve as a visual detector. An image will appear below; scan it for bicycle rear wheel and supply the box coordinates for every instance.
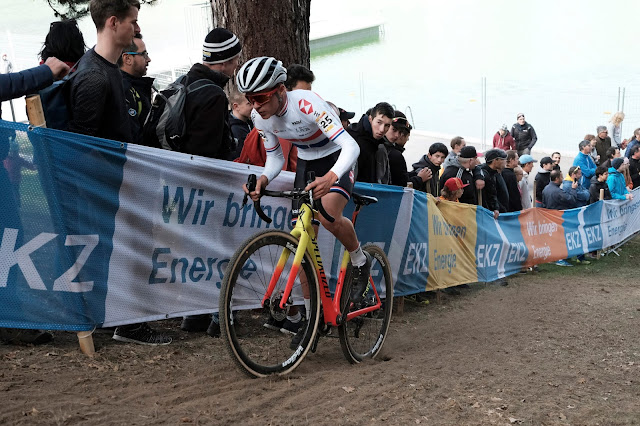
[219,230,320,377]
[339,243,393,363]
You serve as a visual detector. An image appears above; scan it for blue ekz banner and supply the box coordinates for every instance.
[1,119,639,330]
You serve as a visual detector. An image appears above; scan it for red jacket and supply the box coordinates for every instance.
[234,127,297,172]
[493,131,516,151]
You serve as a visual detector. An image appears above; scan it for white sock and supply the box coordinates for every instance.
[286,311,302,323]
[304,299,311,319]
[350,244,366,267]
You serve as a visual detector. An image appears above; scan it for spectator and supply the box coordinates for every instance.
[442,136,465,170]
[572,139,597,189]
[624,128,640,158]
[534,156,554,207]
[511,113,537,155]
[339,108,355,129]
[118,34,154,146]
[408,142,448,196]
[589,166,612,204]
[607,157,633,200]
[584,134,600,165]
[562,166,589,207]
[0,57,69,102]
[502,150,521,211]
[608,111,626,149]
[284,64,315,90]
[228,88,253,157]
[551,151,561,171]
[349,102,394,184]
[440,145,483,205]
[514,166,524,184]
[493,124,515,151]
[518,154,537,209]
[479,148,507,218]
[438,177,467,202]
[39,19,86,66]
[601,146,620,170]
[1,53,13,74]
[627,145,640,188]
[594,125,611,165]
[181,28,241,160]
[384,112,413,187]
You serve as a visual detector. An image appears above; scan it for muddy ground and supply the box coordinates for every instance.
[2,237,639,425]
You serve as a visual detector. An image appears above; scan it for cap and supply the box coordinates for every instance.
[500,124,508,131]
[519,154,537,164]
[611,157,624,170]
[338,108,355,121]
[203,28,241,64]
[459,146,478,159]
[391,116,412,133]
[484,148,508,163]
[540,156,554,166]
[444,177,469,192]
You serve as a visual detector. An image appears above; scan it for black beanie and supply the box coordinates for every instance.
[202,28,241,64]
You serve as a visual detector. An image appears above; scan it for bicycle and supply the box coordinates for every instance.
[219,173,393,377]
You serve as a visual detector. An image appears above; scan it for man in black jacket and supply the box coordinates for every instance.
[182,28,241,160]
[502,150,522,211]
[511,113,538,156]
[440,145,483,205]
[384,111,412,187]
[348,102,394,184]
[479,149,507,218]
[534,156,554,206]
[628,144,640,188]
[409,142,448,196]
[118,34,154,146]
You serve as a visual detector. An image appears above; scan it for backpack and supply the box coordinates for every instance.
[143,74,219,151]
[39,63,80,130]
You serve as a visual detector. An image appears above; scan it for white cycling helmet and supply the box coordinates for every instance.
[236,56,287,93]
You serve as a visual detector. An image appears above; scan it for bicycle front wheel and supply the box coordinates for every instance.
[219,230,320,377]
[339,243,393,363]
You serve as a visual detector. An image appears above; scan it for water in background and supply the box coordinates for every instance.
[2,0,640,152]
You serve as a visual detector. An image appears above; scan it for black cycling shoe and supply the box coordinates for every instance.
[350,252,372,304]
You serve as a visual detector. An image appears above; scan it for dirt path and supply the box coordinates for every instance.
[2,238,639,425]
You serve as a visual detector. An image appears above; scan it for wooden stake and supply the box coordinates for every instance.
[76,330,95,357]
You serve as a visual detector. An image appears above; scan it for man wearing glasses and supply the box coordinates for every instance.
[238,56,372,307]
[594,125,612,166]
[118,34,153,146]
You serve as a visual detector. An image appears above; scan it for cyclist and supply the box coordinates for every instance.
[238,56,371,306]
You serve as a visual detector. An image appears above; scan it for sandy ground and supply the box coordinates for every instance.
[2,237,639,426]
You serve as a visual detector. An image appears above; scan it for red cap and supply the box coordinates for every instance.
[444,177,469,191]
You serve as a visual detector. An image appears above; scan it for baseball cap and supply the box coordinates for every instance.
[339,108,355,121]
[540,156,554,166]
[459,146,478,159]
[444,177,469,192]
[391,116,412,133]
[484,149,508,163]
[519,154,537,165]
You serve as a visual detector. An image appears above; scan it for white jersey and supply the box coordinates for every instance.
[251,90,359,183]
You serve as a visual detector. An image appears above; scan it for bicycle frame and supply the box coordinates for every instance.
[261,201,383,327]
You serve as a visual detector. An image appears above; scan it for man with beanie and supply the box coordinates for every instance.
[440,145,483,205]
[607,157,633,200]
[479,148,508,219]
[182,28,241,160]
[181,28,241,336]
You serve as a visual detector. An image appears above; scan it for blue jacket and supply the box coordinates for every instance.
[606,168,629,200]
[572,151,596,188]
[561,175,589,207]
[625,139,639,159]
[542,181,577,210]
[0,64,53,102]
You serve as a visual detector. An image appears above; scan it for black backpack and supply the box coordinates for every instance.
[39,62,80,130]
[143,74,219,151]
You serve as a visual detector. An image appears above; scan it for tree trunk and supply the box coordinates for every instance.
[209,0,311,68]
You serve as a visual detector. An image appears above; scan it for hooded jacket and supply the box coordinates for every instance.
[534,167,551,202]
[589,175,612,203]
[479,163,505,212]
[561,173,589,207]
[511,122,537,151]
[182,63,234,160]
[409,155,441,196]
[385,139,409,187]
[607,167,630,200]
[492,131,516,151]
[348,114,389,184]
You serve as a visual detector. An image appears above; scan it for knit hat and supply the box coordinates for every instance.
[611,157,624,170]
[202,28,241,64]
[484,148,507,163]
[459,146,478,159]
[444,177,469,191]
[500,124,508,131]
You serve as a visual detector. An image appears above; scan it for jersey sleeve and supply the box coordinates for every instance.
[252,111,285,183]
[307,94,360,179]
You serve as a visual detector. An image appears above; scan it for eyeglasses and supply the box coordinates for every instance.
[246,86,280,106]
[124,51,149,59]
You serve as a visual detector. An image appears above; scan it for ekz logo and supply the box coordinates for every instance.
[0,229,98,293]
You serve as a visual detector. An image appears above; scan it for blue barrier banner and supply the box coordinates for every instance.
[1,119,639,330]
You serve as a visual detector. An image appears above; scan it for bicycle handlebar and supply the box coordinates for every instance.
[243,173,335,223]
